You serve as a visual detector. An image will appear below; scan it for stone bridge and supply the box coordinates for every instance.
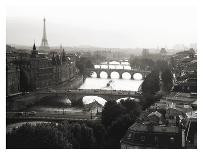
[35,89,143,103]
[85,68,151,79]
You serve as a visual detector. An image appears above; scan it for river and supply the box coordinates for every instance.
[79,60,143,105]
[6,60,144,131]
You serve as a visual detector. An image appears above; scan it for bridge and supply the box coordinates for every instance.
[105,58,129,64]
[35,89,143,103]
[85,68,151,79]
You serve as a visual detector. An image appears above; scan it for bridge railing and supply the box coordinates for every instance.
[37,89,142,96]
[86,68,151,73]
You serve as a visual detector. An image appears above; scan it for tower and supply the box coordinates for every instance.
[31,42,38,57]
[39,18,50,51]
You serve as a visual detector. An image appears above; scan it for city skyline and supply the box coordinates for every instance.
[6,0,196,49]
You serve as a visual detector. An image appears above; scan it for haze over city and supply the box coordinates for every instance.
[5,0,198,149]
[6,0,196,49]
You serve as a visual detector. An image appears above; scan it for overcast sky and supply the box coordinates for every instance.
[6,0,197,48]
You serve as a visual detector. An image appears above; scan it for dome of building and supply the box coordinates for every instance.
[38,95,71,107]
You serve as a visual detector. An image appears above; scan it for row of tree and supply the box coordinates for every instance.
[76,57,94,75]
[129,57,155,70]
[7,98,142,149]
[141,60,173,109]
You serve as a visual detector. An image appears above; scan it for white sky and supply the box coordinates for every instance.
[6,0,197,48]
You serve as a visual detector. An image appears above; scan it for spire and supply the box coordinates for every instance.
[33,42,36,51]
[31,41,38,57]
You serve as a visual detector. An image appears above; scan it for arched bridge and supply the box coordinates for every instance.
[35,89,143,103]
[85,68,151,79]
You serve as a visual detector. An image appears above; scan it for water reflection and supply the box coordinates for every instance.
[115,65,123,69]
[124,66,131,70]
[109,65,116,69]
[101,65,108,69]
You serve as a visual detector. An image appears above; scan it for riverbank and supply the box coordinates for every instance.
[6,75,84,112]
[53,74,84,91]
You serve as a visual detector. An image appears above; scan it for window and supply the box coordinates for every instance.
[140,136,145,142]
[127,133,133,140]
[125,132,133,140]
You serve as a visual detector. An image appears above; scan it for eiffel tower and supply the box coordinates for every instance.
[39,18,50,51]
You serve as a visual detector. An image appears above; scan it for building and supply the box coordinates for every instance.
[160,48,167,56]
[6,46,21,96]
[120,122,184,149]
[6,62,20,96]
[173,78,197,93]
[121,106,196,148]
[7,43,78,92]
[142,48,149,58]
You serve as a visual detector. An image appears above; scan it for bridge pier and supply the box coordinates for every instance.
[119,73,122,79]
[130,73,134,80]
[107,72,111,79]
[97,71,100,78]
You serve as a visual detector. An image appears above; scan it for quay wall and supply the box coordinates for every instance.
[6,75,84,112]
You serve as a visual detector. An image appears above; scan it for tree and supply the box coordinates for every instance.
[101,100,126,128]
[86,122,107,148]
[105,114,134,148]
[86,60,94,68]
[101,99,142,148]
[161,68,173,92]
[120,98,142,114]
[142,70,160,96]
[141,70,160,110]
[76,57,94,75]
[7,123,71,149]
[71,98,84,108]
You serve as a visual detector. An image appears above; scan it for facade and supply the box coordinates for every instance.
[6,44,78,92]
[121,122,184,149]
[6,47,20,96]
[142,48,149,58]
[6,63,20,96]
[31,45,77,90]
[121,108,197,149]
[30,57,55,90]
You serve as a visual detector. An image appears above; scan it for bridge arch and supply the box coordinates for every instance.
[110,71,120,79]
[90,71,97,78]
[122,72,131,80]
[100,71,108,78]
[82,96,107,106]
[86,68,151,80]
[90,71,98,78]
[133,73,143,80]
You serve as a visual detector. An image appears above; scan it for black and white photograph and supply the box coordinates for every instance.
[1,0,201,150]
